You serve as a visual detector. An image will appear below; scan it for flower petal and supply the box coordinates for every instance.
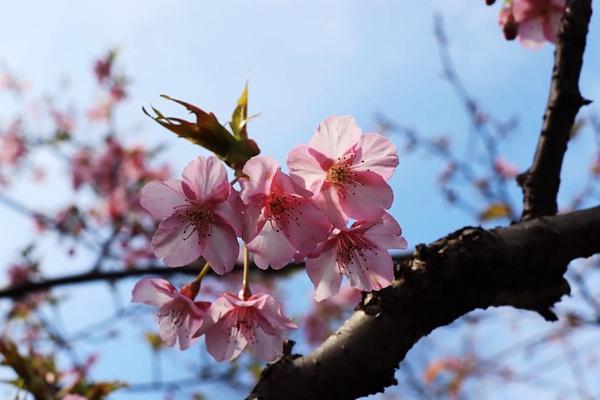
[240,156,279,203]
[151,215,205,267]
[287,144,326,193]
[131,277,176,308]
[249,326,285,361]
[140,180,187,219]
[212,188,244,236]
[182,156,229,203]
[247,222,297,269]
[518,19,546,49]
[354,133,399,180]
[308,116,362,160]
[278,196,331,255]
[346,248,393,292]
[338,171,393,221]
[362,212,408,250]
[307,243,344,302]
[202,220,239,275]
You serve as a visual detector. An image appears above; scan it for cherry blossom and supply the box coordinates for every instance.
[197,291,296,361]
[502,0,566,48]
[493,157,519,179]
[0,120,27,166]
[288,115,398,227]
[306,212,408,301]
[132,277,210,350]
[141,156,243,272]
[240,156,331,269]
[64,395,88,400]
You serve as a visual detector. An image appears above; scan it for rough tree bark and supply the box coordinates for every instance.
[249,0,595,398]
[517,0,593,220]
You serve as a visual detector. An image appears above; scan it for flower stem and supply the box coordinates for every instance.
[183,261,211,299]
[241,245,252,299]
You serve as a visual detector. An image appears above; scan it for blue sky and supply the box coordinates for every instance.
[0,0,599,399]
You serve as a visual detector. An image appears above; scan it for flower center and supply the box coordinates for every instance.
[335,232,377,275]
[175,202,214,242]
[326,164,354,184]
[267,194,302,235]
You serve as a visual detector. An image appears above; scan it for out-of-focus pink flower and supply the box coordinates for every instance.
[87,97,113,121]
[141,156,243,272]
[306,212,407,301]
[109,84,127,101]
[198,291,296,361]
[240,156,331,269]
[93,51,115,84]
[288,116,398,227]
[132,277,210,350]
[64,395,88,400]
[7,264,36,286]
[50,109,75,133]
[505,0,566,48]
[494,157,519,179]
[0,72,28,94]
[304,287,361,346]
[0,120,27,165]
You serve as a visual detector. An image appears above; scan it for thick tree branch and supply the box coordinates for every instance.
[517,0,593,220]
[249,206,600,400]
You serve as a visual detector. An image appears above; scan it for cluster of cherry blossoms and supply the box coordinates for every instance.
[132,115,408,361]
[496,0,565,48]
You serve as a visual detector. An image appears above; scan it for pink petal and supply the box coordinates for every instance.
[140,180,187,219]
[177,314,197,350]
[278,196,331,255]
[308,116,362,160]
[255,294,298,330]
[354,133,399,180]
[157,301,184,347]
[131,277,176,308]
[287,144,326,193]
[518,19,546,49]
[182,156,230,203]
[362,212,408,250]
[315,184,350,228]
[240,156,279,203]
[249,326,285,361]
[202,220,239,275]
[202,300,247,361]
[247,222,297,269]
[207,319,247,361]
[346,248,393,292]
[242,201,267,243]
[306,243,344,302]
[212,188,244,236]
[151,215,205,267]
[338,171,393,221]
[270,169,314,198]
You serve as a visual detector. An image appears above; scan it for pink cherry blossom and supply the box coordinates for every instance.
[240,156,331,269]
[512,0,565,48]
[288,115,398,227]
[64,395,88,400]
[0,120,27,166]
[198,291,297,361]
[141,156,243,273]
[304,287,361,346]
[131,277,210,350]
[306,212,408,301]
[493,157,519,179]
